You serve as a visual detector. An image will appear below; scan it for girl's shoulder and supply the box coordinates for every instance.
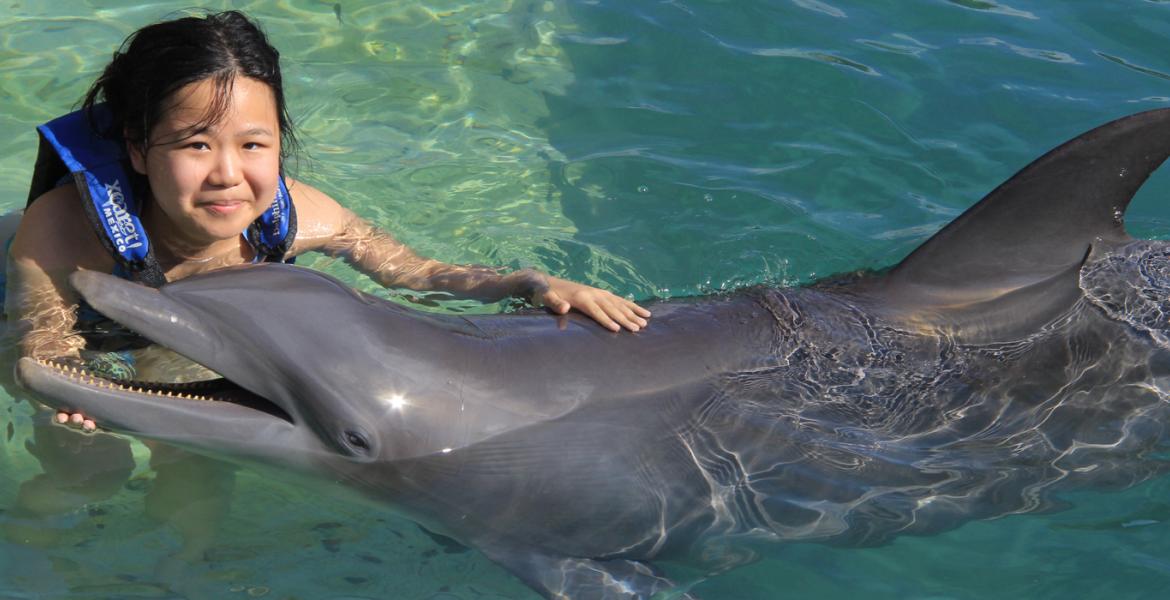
[284,177,357,254]
[285,177,343,216]
[13,185,115,273]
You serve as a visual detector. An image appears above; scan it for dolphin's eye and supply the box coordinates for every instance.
[344,430,371,454]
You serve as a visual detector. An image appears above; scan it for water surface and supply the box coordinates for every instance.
[2,1,1170,598]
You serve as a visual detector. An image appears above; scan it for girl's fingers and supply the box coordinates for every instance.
[613,308,642,332]
[613,299,648,329]
[583,300,621,332]
[623,304,649,328]
[545,290,571,314]
[57,411,96,432]
[600,299,644,332]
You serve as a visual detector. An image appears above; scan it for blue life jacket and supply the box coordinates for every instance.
[27,104,297,288]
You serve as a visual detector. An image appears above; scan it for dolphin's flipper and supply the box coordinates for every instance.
[480,544,698,600]
[870,109,1170,340]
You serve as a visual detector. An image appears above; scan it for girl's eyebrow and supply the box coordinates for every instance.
[155,125,273,145]
[237,127,274,137]
[178,126,273,137]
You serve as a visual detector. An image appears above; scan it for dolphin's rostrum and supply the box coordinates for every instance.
[17,109,1170,599]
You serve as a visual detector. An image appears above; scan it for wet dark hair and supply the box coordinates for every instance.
[81,10,299,161]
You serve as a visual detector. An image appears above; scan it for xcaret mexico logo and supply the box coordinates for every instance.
[268,193,283,238]
[102,181,143,253]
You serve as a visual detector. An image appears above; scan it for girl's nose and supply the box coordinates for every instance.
[207,149,243,188]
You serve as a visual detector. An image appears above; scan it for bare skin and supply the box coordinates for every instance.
[8,76,651,432]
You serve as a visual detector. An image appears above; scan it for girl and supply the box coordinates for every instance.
[10,10,651,432]
[3,9,651,568]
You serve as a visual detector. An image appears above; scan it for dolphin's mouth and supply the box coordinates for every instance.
[20,357,294,424]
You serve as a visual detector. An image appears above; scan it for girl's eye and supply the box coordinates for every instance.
[243,142,262,150]
[187,141,210,150]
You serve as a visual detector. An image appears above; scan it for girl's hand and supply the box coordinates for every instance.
[530,275,651,332]
[37,357,97,433]
[51,352,135,433]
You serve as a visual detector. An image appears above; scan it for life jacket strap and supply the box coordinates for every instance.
[247,175,298,263]
[32,106,164,286]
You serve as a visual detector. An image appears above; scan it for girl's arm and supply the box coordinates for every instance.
[287,179,650,332]
[8,185,117,432]
[7,186,111,360]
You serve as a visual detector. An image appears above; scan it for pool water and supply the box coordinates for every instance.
[2,0,1170,598]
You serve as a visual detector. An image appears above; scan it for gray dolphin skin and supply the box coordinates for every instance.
[16,109,1170,599]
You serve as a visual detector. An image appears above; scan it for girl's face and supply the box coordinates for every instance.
[129,76,281,246]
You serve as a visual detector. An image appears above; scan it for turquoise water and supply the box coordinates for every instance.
[2,0,1170,598]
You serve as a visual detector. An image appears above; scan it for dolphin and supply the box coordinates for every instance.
[15,108,1170,599]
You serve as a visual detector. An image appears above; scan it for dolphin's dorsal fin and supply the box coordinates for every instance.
[871,108,1170,337]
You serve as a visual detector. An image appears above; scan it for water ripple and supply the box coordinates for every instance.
[960,37,1079,64]
[792,0,847,19]
[558,33,628,46]
[703,30,879,76]
[859,33,938,57]
[944,0,1038,19]
[1096,51,1170,82]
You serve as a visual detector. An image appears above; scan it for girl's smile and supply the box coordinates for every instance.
[198,199,247,215]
